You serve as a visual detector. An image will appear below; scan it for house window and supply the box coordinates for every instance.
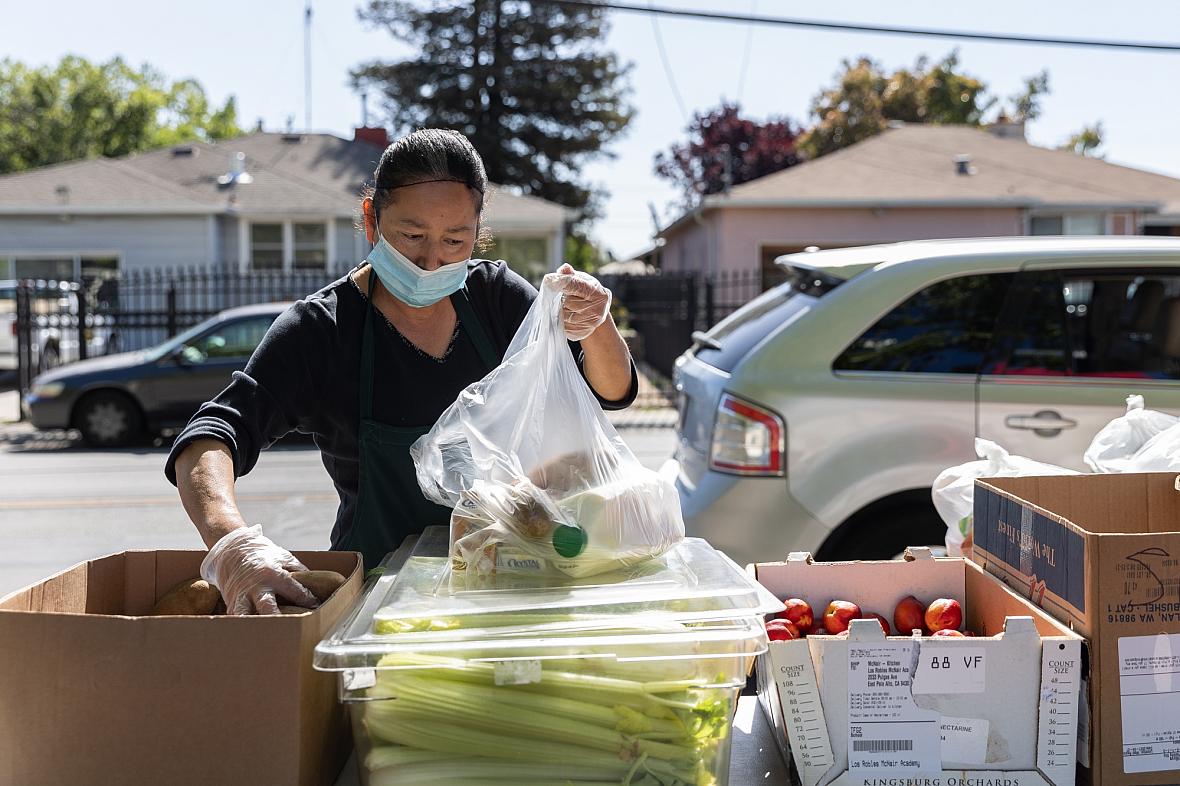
[293,223,327,270]
[250,224,284,271]
[1029,213,1105,236]
[249,220,331,271]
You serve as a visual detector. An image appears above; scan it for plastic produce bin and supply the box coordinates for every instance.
[315,527,782,786]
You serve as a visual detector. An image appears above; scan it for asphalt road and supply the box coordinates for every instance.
[0,428,677,598]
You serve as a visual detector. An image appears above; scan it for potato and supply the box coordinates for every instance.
[290,570,347,603]
[277,605,310,615]
[150,577,222,616]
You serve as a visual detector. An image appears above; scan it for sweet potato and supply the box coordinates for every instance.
[278,605,310,615]
[150,578,222,616]
[290,570,347,603]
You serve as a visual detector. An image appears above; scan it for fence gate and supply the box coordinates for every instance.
[13,280,89,402]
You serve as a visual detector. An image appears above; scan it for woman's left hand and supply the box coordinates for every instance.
[554,263,612,341]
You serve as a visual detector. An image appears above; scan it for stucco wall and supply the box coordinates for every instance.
[663,206,1027,275]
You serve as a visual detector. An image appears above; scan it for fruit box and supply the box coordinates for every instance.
[0,549,362,786]
[973,472,1180,786]
[752,548,1084,786]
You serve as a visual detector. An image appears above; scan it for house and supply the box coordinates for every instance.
[0,128,572,283]
[657,122,1180,283]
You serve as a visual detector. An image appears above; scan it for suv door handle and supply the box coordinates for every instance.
[1005,410,1078,435]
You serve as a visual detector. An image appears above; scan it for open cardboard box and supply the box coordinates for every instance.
[974,472,1180,786]
[0,549,362,786]
[753,548,1084,786]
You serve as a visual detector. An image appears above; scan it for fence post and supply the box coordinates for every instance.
[685,273,698,334]
[15,282,32,412]
[704,276,715,330]
[166,285,178,338]
[75,283,88,361]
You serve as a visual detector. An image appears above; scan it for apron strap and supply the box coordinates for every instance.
[451,285,501,373]
[360,268,379,421]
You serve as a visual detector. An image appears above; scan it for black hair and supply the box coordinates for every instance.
[362,129,491,248]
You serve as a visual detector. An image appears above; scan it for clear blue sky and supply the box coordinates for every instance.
[5,1,1179,260]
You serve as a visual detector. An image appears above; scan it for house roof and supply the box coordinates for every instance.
[0,132,571,230]
[664,124,1180,235]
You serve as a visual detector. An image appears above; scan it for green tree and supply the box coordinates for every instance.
[564,230,612,273]
[352,0,634,221]
[0,56,240,175]
[1060,122,1104,157]
[1008,70,1050,123]
[799,52,993,158]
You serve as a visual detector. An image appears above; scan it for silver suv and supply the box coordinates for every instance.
[669,236,1180,565]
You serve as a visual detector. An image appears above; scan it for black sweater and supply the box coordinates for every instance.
[164,260,638,548]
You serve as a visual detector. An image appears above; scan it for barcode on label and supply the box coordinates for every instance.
[852,739,914,753]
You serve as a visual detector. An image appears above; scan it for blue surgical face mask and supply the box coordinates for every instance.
[366,231,470,308]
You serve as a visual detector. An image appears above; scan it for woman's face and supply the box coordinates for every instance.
[365,181,479,271]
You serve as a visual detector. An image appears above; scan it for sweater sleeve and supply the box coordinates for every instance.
[492,262,638,411]
[164,299,333,485]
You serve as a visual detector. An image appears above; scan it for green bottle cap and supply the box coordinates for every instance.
[552,524,587,558]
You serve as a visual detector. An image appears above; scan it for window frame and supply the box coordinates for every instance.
[242,218,334,273]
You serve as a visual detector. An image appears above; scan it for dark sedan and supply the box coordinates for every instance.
[22,303,288,447]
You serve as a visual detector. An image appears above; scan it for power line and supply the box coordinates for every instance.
[647,2,690,122]
[550,0,1180,53]
[734,0,757,103]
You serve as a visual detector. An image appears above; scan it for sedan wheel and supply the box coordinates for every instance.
[76,392,144,448]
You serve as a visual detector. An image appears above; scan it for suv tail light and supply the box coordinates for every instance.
[709,393,785,476]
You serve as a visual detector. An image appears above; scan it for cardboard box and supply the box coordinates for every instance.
[974,473,1180,786]
[754,548,1084,786]
[0,549,362,786]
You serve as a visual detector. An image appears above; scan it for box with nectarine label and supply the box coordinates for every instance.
[974,473,1180,786]
[752,547,1084,786]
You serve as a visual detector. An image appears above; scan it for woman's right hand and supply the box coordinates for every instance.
[199,525,320,615]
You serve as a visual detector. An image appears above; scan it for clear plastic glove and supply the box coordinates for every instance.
[199,525,319,615]
[554,263,612,341]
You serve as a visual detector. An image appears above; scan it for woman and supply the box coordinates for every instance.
[166,129,637,615]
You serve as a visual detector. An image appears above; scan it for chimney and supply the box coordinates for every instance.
[354,126,390,149]
[986,117,1026,141]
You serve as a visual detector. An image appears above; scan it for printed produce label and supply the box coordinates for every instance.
[847,642,940,774]
[1120,633,1180,774]
[912,646,986,694]
[939,716,989,766]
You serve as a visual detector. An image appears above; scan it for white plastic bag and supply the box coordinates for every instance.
[933,439,1077,558]
[411,273,684,578]
[1083,394,1178,473]
[1120,421,1180,471]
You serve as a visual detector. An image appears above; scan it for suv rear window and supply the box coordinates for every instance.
[835,273,1013,374]
[694,281,822,373]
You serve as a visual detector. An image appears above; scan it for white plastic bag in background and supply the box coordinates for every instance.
[1083,394,1178,473]
[411,272,684,578]
[933,439,1078,558]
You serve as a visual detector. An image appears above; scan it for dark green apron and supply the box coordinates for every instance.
[339,272,500,570]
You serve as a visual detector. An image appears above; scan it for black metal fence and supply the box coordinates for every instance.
[602,269,780,383]
[11,264,777,410]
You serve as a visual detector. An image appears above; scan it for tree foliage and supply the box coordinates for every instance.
[353,0,634,221]
[0,55,240,175]
[799,52,991,158]
[1060,122,1104,158]
[653,101,801,206]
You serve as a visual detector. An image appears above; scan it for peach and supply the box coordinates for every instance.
[860,612,891,635]
[823,600,862,634]
[778,598,814,633]
[766,619,801,641]
[931,629,966,638]
[924,598,963,633]
[893,595,926,635]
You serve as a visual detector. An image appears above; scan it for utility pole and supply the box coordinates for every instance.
[304,0,313,131]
